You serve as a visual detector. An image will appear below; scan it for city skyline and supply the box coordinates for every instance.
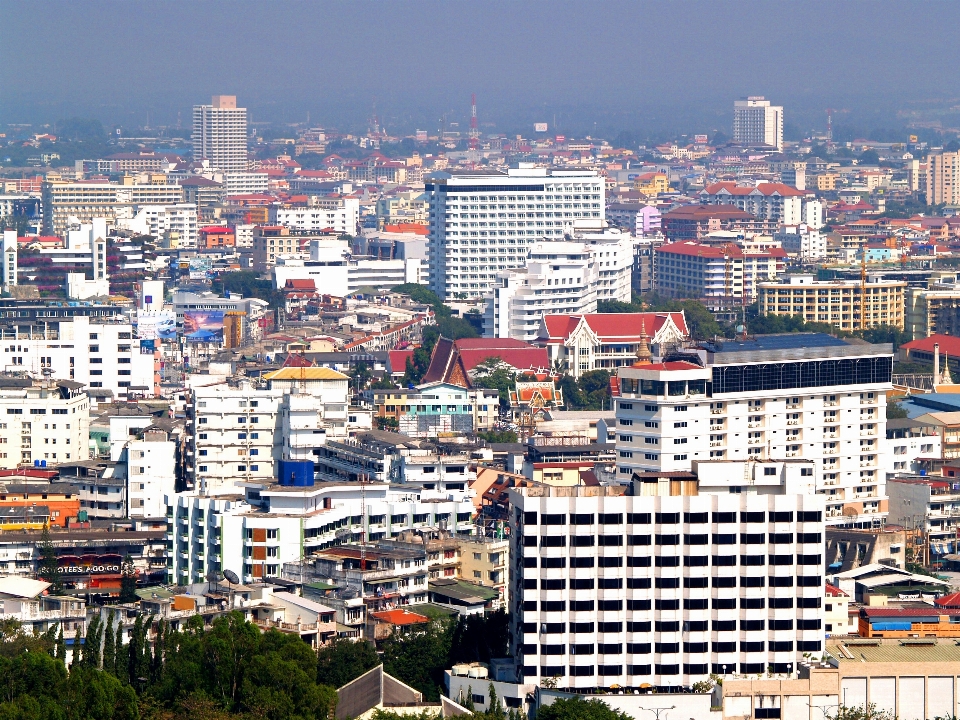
[2,1,960,137]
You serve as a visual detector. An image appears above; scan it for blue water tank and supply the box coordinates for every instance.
[40,460,46,468]
[277,459,315,487]
[33,460,40,467]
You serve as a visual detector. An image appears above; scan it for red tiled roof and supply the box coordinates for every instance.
[281,353,314,368]
[388,349,415,374]
[658,241,746,258]
[284,279,317,291]
[200,226,233,234]
[936,592,960,608]
[825,583,848,598]
[540,312,688,343]
[901,334,960,357]
[703,182,806,197]
[452,338,550,373]
[370,609,429,626]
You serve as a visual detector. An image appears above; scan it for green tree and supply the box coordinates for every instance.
[828,703,896,720]
[381,620,454,701]
[103,612,116,676]
[887,401,909,419]
[448,610,509,666]
[85,614,103,669]
[316,638,380,688]
[119,556,138,603]
[57,623,67,665]
[577,369,612,411]
[477,430,519,444]
[73,625,84,667]
[536,696,633,720]
[38,524,64,595]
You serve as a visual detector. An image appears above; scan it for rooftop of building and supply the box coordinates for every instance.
[262,367,349,382]
[828,638,960,664]
[427,578,499,602]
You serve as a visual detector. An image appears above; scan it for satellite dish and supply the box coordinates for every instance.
[223,569,240,584]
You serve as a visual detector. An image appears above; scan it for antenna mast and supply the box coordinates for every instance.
[469,94,479,151]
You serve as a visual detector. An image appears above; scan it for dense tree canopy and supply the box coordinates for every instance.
[536,696,633,720]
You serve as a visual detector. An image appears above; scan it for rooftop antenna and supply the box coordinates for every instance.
[469,94,479,151]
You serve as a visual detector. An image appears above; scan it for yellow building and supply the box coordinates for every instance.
[633,171,669,196]
[816,172,840,191]
[758,274,906,331]
[906,274,960,339]
[455,536,509,608]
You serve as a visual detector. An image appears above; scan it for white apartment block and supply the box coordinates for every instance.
[188,383,286,495]
[192,95,248,172]
[568,220,633,305]
[122,431,177,519]
[614,333,893,527]
[775,225,825,260]
[926,151,960,206]
[116,203,198,248]
[733,96,783,151]
[509,481,825,690]
[41,181,184,236]
[2,229,16,290]
[0,316,156,400]
[699,183,806,225]
[271,198,360,235]
[0,380,90,469]
[485,241,599,342]
[886,419,941,476]
[223,172,268,196]
[166,480,474,586]
[426,165,605,301]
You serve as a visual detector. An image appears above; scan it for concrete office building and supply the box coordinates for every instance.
[41,181,183,236]
[926,151,960,206]
[758,274,906,332]
[0,379,90,469]
[614,333,893,526]
[485,241,599,342]
[509,478,825,690]
[426,165,605,301]
[0,315,156,400]
[733,97,783,152]
[192,95,248,172]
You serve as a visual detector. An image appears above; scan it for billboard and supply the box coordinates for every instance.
[694,134,709,144]
[136,310,177,341]
[534,123,548,133]
[184,310,224,343]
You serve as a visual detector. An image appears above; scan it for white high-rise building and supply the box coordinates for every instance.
[2,229,16,290]
[0,379,90,469]
[485,241,599,341]
[426,165,604,301]
[569,220,633,305]
[614,333,893,527]
[509,477,826,690]
[115,203,199,248]
[192,95,248,172]
[733,97,783,152]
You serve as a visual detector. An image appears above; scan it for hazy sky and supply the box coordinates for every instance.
[3,0,959,136]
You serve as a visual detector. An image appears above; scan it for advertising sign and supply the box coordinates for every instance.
[58,553,124,575]
[555,135,566,144]
[184,310,224,343]
[136,310,177,341]
[694,134,709,144]
[534,123,548,133]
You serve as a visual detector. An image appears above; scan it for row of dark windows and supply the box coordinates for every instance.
[531,639,804,655]
[530,656,818,677]
[711,356,892,394]
[520,618,811,634]
[427,184,547,193]
[522,598,823,612]
[523,511,821,525]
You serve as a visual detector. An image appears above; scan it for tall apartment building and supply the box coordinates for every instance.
[0,316,157,400]
[192,95,248,172]
[485,241,599,342]
[270,197,360,235]
[2,230,16,290]
[187,383,286,495]
[654,241,785,302]
[733,96,783,152]
[699,183,806,225]
[926,151,960,206]
[426,165,604,301]
[0,379,90,469]
[509,478,825,690]
[614,333,893,526]
[906,275,960,339]
[757,274,906,331]
[41,180,184,236]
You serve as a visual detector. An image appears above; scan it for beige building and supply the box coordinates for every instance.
[721,639,960,720]
[758,274,906,331]
[926,150,960,206]
[824,583,852,636]
[906,273,960,339]
[455,536,509,608]
[41,180,184,236]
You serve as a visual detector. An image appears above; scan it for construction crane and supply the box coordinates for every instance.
[469,94,479,151]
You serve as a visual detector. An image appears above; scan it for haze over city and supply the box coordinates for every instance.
[3,0,960,138]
